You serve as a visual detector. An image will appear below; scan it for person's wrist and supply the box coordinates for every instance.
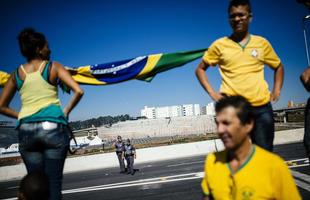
[209,91,217,99]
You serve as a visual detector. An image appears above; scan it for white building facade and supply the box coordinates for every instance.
[141,106,156,119]
[141,104,200,119]
[201,102,215,116]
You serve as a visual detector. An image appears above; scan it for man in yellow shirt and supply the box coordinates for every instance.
[195,0,284,151]
[201,95,301,200]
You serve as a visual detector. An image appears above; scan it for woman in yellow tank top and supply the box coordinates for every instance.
[0,28,84,200]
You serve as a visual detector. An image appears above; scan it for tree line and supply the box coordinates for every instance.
[69,114,146,130]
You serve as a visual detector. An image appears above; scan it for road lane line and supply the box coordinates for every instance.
[289,164,310,168]
[6,186,18,190]
[291,170,310,183]
[63,175,201,194]
[167,161,204,167]
[286,158,309,163]
[294,179,310,192]
[64,172,201,192]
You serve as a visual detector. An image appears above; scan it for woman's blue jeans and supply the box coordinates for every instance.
[251,103,275,152]
[18,122,70,200]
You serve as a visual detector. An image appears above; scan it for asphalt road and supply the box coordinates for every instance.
[0,142,309,200]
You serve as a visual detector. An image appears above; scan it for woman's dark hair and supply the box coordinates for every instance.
[17,28,47,61]
[228,0,252,13]
[215,95,254,125]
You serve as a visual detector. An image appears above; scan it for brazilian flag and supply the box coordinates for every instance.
[66,48,206,85]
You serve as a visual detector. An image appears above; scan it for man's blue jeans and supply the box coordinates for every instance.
[251,103,274,152]
[18,122,70,200]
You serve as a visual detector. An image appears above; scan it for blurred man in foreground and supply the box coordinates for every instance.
[201,96,301,200]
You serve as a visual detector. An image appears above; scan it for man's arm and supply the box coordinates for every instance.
[300,67,310,92]
[195,61,223,101]
[270,63,284,102]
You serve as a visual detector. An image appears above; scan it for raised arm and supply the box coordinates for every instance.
[195,61,223,102]
[53,62,84,117]
[0,75,18,119]
[270,63,284,102]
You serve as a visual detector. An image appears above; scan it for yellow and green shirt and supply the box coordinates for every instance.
[201,145,301,200]
[203,35,281,106]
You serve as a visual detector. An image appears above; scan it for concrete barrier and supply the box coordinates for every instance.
[274,128,304,145]
[0,128,304,181]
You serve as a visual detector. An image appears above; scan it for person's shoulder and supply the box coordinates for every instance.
[250,35,271,44]
[206,150,227,164]
[255,145,285,164]
[212,36,230,45]
[50,61,64,68]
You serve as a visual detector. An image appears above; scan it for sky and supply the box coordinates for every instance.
[0,0,309,122]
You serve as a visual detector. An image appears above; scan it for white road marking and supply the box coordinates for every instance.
[291,170,310,183]
[294,179,310,192]
[286,157,310,168]
[6,186,18,190]
[167,161,204,167]
[63,176,201,194]
[286,158,309,163]
[62,172,203,194]
[65,172,201,193]
[289,164,310,168]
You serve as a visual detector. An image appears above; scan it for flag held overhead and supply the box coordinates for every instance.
[66,48,207,85]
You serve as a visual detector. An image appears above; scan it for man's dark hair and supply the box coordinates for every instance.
[18,171,50,200]
[215,95,253,125]
[17,28,47,61]
[228,0,252,13]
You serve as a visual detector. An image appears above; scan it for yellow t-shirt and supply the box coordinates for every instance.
[203,35,281,106]
[201,145,301,200]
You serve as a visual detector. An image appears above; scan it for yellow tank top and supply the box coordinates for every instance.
[18,61,61,120]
